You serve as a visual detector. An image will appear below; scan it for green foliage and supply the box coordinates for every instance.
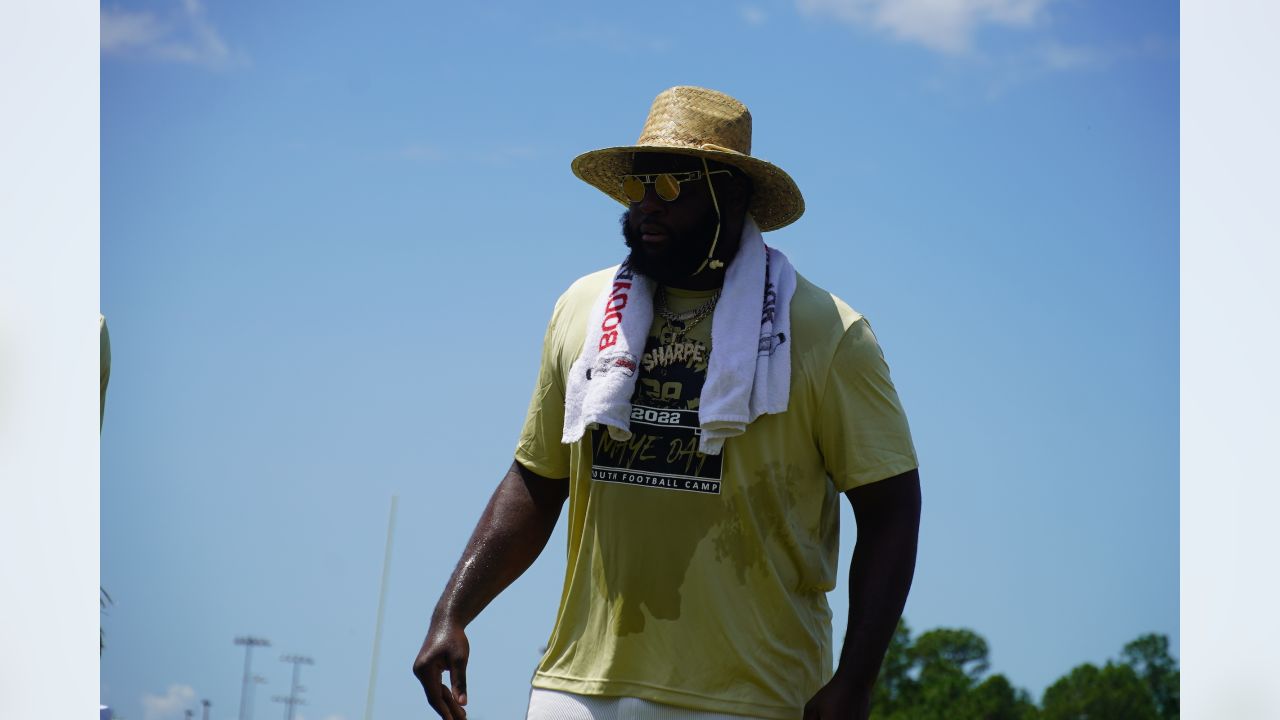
[913,628,990,681]
[870,619,914,716]
[1122,634,1180,720]
[866,622,1177,720]
[1041,662,1158,720]
[962,675,1039,720]
[870,621,1038,720]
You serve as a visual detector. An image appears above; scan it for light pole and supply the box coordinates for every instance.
[364,495,398,720]
[234,636,271,720]
[273,654,314,720]
[249,675,269,720]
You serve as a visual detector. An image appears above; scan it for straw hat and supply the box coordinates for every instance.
[572,86,805,232]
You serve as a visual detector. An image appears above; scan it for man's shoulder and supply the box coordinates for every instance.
[553,265,619,312]
[790,271,866,343]
[560,266,619,299]
[540,266,618,354]
[790,273,900,394]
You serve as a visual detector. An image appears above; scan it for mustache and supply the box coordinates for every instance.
[622,210,667,231]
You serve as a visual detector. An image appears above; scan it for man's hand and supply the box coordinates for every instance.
[411,461,569,719]
[413,619,471,720]
[802,673,872,720]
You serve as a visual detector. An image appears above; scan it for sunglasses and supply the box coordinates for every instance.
[621,169,734,203]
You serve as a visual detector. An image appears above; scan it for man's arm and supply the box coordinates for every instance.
[804,468,922,720]
[412,460,569,720]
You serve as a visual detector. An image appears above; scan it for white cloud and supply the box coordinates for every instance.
[100,8,166,52]
[796,0,1052,54]
[101,0,246,68]
[1039,40,1106,70]
[1040,35,1177,72]
[741,6,768,25]
[141,684,197,720]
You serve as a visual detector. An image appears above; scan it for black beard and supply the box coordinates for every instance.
[620,208,723,287]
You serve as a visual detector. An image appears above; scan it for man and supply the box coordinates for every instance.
[414,86,921,720]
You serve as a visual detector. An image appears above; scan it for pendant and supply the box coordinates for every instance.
[660,320,686,347]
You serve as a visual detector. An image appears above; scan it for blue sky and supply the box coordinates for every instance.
[100,2,1178,719]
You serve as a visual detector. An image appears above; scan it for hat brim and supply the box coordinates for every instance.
[571,144,804,232]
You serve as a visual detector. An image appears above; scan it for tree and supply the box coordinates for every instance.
[866,622,1176,720]
[913,628,990,682]
[907,628,992,720]
[870,624,1039,720]
[1121,633,1179,720]
[1041,662,1158,720]
[960,674,1040,720]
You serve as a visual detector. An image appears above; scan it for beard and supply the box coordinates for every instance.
[619,208,724,287]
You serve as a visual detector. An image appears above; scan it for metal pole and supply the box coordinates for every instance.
[240,644,252,720]
[289,661,300,720]
[363,495,398,720]
[250,674,268,720]
[276,655,314,720]
[235,636,271,720]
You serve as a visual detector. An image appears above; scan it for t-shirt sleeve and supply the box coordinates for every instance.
[817,317,918,493]
[514,298,573,480]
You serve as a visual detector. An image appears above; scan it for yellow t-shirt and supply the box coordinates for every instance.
[516,267,918,719]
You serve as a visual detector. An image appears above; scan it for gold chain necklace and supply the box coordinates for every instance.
[655,286,721,338]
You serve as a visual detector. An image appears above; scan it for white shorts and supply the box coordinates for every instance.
[525,688,763,720]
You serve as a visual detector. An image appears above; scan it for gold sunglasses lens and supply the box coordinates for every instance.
[622,176,646,203]
[655,173,680,201]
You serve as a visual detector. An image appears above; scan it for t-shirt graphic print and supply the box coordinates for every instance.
[589,314,724,494]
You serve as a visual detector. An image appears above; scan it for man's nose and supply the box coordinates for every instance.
[637,185,666,214]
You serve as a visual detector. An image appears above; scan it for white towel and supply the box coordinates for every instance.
[561,262,654,445]
[562,216,796,455]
